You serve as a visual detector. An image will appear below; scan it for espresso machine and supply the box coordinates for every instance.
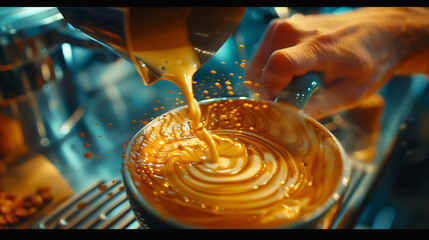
[1,7,428,229]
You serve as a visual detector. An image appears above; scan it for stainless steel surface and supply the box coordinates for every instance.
[0,7,80,151]
[329,75,429,228]
[57,7,127,63]
[0,7,65,98]
[0,7,63,42]
[58,7,246,85]
[355,94,429,229]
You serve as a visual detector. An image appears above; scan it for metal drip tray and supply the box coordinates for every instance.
[37,179,141,229]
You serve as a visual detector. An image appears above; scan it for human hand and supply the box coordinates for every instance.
[245,7,429,119]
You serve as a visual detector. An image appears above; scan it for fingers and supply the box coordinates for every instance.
[245,19,305,90]
[243,10,397,120]
[256,41,323,100]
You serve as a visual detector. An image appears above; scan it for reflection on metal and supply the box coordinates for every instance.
[371,206,396,229]
[38,179,141,229]
[0,7,82,151]
[59,106,85,136]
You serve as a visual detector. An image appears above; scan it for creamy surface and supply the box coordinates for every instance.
[126,99,344,228]
[123,8,344,228]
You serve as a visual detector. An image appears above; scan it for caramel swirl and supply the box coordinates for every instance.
[127,98,345,228]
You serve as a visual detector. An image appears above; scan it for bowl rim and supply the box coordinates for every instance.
[122,97,351,229]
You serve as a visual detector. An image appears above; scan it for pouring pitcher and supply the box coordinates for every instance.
[58,7,246,85]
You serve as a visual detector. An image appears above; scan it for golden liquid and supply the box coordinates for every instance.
[126,99,344,228]
[124,8,344,228]
[126,7,218,163]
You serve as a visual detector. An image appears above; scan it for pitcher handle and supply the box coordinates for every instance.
[274,71,321,111]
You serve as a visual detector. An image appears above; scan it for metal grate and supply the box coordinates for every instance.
[37,179,142,229]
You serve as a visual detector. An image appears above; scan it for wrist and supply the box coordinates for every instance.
[387,7,429,75]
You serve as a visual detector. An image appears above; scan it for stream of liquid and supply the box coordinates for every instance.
[126,7,219,164]
[123,7,345,228]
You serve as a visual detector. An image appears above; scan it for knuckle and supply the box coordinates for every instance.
[268,18,298,37]
[270,49,296,68]
[313,31,336,44]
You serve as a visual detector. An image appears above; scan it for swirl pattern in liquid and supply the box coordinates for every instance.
[126,98,345,229]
